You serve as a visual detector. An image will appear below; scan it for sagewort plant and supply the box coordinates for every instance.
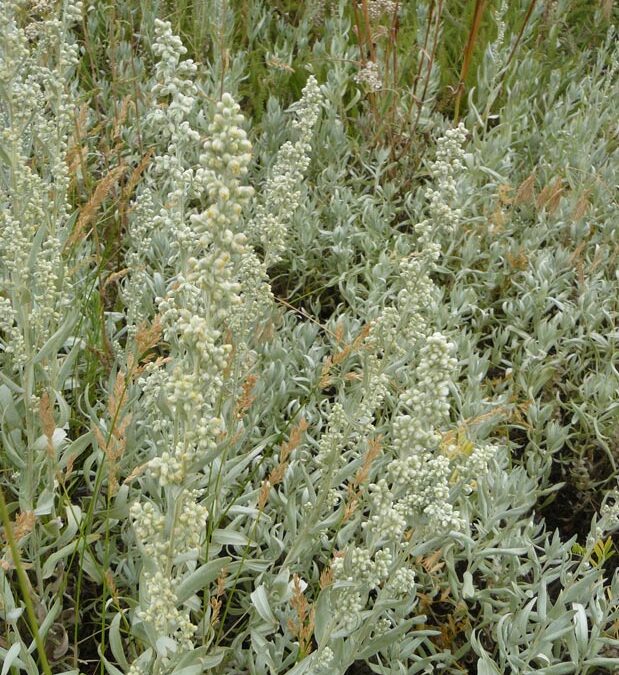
[0,2,87,674]
[120,25,500,674]
[1,3,618,675]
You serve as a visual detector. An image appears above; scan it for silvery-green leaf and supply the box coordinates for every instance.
[356,619,416,660]
[477,657,501,675]
[0,385,21,428]
[108,612,129,670]
[313,589,331,647]
[1,642,22,675]
[155,635,177,658]
[58,432,93,471]
[6,607,24,621]
[572,602,588,650]
[462,570,475,598]
[211,529,254,547]
[206,647,228,670]
[175,557,231,605]
[33,314,77,365]
[250,584,276,625]
[99,644,124,675]
[170,666,203,675]
[42,535,99,578]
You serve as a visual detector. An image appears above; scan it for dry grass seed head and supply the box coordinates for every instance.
[319,565,334,590]
[258,480,271,511]
[134,315,163,371]
[287,574,315,656]
[506,248,528,271]
[120,151,153,220]
[343,435,383,522]
[280,417,308,463]
[67,163,128,248]
[234,374,258,419]
[514,170,536,205]
[321,323,372,388]
[210,566,228,626]
[109,371,127,418]
[13,511,36,541]
[38,391,56,458]
[536,177,564,213]
[498,183,513,205]
[112,95,132,142]
[571,189,591,221]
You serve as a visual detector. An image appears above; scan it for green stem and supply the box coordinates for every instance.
[0,486,53,675]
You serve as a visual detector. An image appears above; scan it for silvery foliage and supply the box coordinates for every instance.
[1,1,618,674]
[113,17,477,673]
[118,20,510,674]
[449,18,619,488]
[177,2,618,673]
[120,20,329,673]
[0,2,83,527]
[0,0,92,672]
[442,23,619,669]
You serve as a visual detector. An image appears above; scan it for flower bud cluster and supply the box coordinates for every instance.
[127,23,258,657]
[148,446,186,487]
[311,127,480,657]
[315,402,348,468]
[454,442,499,487]
[490,0,508,62]
[0,1,78,371]
[400,332,456,420]
[363,479,408,541]
[395,255,440,343]
[366,306,401,353]
[356,354,390,432]
[148,20,199,139]
[594,490,619,538]
[341,127,493,577]
[0,298,25,366]
[122,193,157,331]
[131,491,208,648]
[130,501,168,560]
[123,20,203,323]
[332,588,364,632]
[416,123,467,245]
[226,249,274,341]
[332,546,392,590]
[194,94,254,240]
[384,330,465,533]
[311,646,335,672]
[126,662,145,675]
[387,566,417,597]
[125,22,312,662]
[248,75,323,265]
[354,61,383,91]
[131,491,208,559]
[367,0,398,21]
[136,570,196,647]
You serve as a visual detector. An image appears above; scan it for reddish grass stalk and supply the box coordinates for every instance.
[408,0,443,145]
[454,0,488,122]
[505,0,539,70]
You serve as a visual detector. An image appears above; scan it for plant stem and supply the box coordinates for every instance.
[0,486,53,675]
